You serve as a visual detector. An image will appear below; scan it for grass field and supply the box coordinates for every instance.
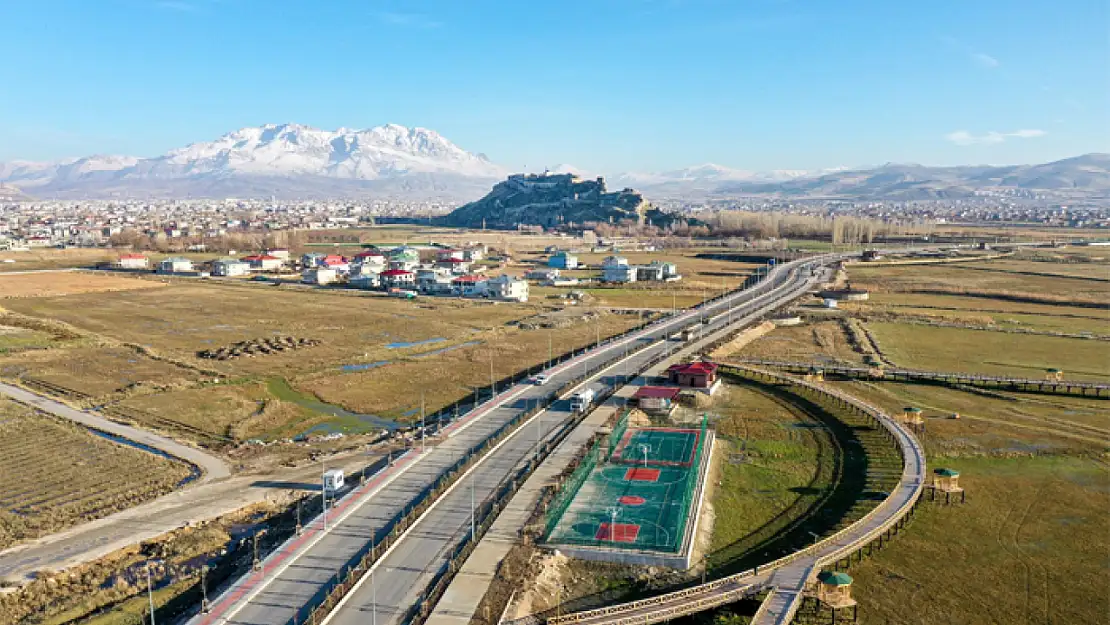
[0,278,646,440]
[819,380,1110,625]
[739,321,866,366]
[866,322,1110,382]
[0,272,167,298]
[706,376,903,575]
[0,400,192,552]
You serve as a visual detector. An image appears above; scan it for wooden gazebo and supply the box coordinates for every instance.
[815,570,858,622]
[928,467,965,504]
[1045,368,1064,382]
[805,367,825,382]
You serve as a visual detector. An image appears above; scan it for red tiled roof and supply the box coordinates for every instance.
[666,362,719,375]
[258,254,281,261]
[380,269,414,276]
[322,255,346,263]
[241,255,263,261]
[119,253,147,260]
[632,386,682,400]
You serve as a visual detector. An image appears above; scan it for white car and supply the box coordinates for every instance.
[532,374,550,386]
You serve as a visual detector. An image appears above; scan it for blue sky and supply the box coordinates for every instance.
[1,0,1106,172]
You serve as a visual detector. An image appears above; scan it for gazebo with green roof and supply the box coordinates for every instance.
[815,570,858,617]
[1045,368,1064,382]
[929,467,965,503]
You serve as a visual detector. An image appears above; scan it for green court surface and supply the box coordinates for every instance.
[546,464,693,551]
[611,427,701,467]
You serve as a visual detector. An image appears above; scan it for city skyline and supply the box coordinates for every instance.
[1,0,1106,172]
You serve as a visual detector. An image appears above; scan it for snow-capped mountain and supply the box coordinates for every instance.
[1,124,506,200]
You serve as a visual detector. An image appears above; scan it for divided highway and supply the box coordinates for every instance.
[194,255,837,625]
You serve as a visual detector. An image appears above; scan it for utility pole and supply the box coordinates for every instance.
[489,352,495,399]
[470,476,476,539]
[548,332,553,369]
[372,568,378,625]
[201,565,209,613]
[321,461,328,531]
[420,391,426,453]
[146,563,156,625]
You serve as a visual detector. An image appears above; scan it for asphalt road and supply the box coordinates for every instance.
[196,256,834,625]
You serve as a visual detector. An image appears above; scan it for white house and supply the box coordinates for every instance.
[116,253,149,270]
[212,258,251,277]
[303,267,338,285]
[452,274,488,297]
[527,268,560,281]
[242,254,283,271]
[302,252,326,268]
[389,257,419,272]
[487,275,529,302]
[436,248,465,262]
[157,257,193,274]
[264,248,291,261]
[436,257,472,274]
[602,256,636,283]
[380,269,416,288]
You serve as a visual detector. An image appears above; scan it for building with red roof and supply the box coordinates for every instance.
[631,386,681,415]
[380,268,416,288]
[666,362,719,389]
[241,254,283,271]
[116,253,149,269]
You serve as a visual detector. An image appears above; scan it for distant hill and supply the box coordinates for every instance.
[0,124,505,201]
[706,153,1110,200]
[441,173,683,228]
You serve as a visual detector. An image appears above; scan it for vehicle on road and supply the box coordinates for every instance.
[323,469,345,494]
[570,388,595,413]
[531,374,550,386]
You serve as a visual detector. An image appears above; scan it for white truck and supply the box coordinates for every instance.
[323,469,345,494]
[570,388,596,414]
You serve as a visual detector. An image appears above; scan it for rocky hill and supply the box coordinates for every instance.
[440,173,679,228]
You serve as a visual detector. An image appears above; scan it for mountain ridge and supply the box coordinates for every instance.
[1,124,1106,201]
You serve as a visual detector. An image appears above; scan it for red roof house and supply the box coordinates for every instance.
[631,386,682,414]
[666,362,719,389]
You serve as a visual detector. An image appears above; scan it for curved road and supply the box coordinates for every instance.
[189,255,837,625]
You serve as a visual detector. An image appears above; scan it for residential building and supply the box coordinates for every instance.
[462,245,486,262]
[452,274,488,297]
[666,362,720,389]
[436,257,472,274]
[436,248,465,262]
[323,255,351,274]
[302,252,326,268]
[487,274,529,302]
[349,273,380,289]
[636,264,665,281]
[157,257,193,274]
[241,254,283,271]
[212,258,251,276]
[116,253,149,270]
[380,268,416,288]
[302,267,338,285]
[527,268,560,281]
[264,248,291,260]
[548,251,579,269]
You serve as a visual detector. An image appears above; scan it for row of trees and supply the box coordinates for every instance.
[108,228,311,254]
[702,210,936,244]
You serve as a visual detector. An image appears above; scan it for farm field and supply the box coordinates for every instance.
[739,320,867,366]
[866,322,1110,382]
[855,293,1109,336]
[1,279,648,441]
[0,271,167,298]
[848,260,1110,304]
[822,380,1110,625]
[0,399,192,551]
[0,248,118,273]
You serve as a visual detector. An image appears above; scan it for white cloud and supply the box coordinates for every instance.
[971,52,999,69]
[945,129,1047,146]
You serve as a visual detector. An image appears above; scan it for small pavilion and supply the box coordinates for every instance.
[805,367,825,382]
[1045,368,1064,382]
[815,570,858,622]
[927,467,965,504]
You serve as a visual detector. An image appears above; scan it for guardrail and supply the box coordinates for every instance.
[541,363,925,625]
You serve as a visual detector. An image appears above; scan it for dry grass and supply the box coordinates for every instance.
[0,347,203,398]
[0,400,192,552]
[0,272,166,298]
[741,321,867,366]
[818,380,1110,625]
[0,248,118,273]
[866,322,1110,382]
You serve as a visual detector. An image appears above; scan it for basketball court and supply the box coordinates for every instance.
[545,424,710,555]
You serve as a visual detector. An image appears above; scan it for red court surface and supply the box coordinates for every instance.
[594,522,641,542]
[624,467,662,482]
[618,495,647,506]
